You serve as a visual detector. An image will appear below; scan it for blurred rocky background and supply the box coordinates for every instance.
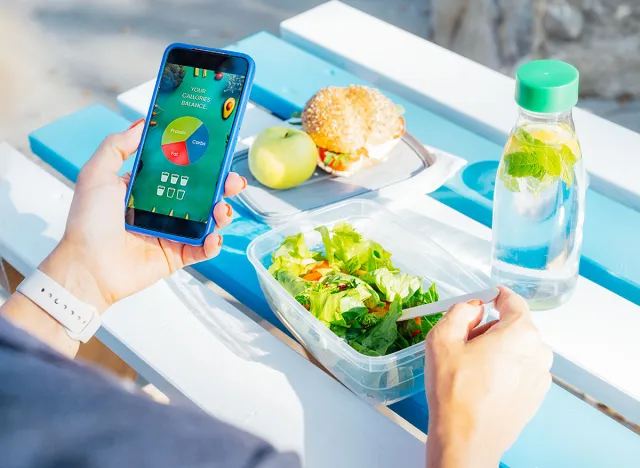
[430,0,640,130]
[0,0,638,152]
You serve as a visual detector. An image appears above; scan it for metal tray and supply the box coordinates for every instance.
[232,132,436,225]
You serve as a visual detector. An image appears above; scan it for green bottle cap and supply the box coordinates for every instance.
[515,60,579,113]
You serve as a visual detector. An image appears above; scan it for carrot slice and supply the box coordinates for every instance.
[302,271,322,281]
[371,302,391,317]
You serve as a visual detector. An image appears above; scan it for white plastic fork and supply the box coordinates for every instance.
[397,287,500,322]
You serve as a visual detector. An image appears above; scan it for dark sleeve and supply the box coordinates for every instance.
[0,317,300,468]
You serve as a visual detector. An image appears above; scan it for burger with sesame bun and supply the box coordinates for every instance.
[301,85,406,177]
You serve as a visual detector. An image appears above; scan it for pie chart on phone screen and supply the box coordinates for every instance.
[161,116,209,166]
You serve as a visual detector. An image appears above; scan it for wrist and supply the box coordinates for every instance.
[38,239,112,315]
[0,240,111,358]
[427,413,501,468]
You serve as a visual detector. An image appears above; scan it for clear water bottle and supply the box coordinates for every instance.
[491,60,586,310]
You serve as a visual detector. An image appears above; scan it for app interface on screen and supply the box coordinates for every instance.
[128,63,245,223]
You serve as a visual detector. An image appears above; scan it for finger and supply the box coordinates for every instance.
[181,234,223,266]
[463,300,485,331]
[224,172,246,198]
[85,120,145,177]
[494,286,531,323]
[213,202,234,229]
[468,319,499,340]
[539,343,554,371]
[120,171,132,186]
[435,302,485,343]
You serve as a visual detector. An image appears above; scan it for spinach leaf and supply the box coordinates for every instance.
[350,297,402,355]
[350,341,383,357]
[406,282,439,308]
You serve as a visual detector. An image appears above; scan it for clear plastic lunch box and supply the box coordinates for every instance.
[247,199,489,406]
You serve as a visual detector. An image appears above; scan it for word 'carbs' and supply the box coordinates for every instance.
[181,86,210,109]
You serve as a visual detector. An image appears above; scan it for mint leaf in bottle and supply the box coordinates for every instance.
[504,151,545,180]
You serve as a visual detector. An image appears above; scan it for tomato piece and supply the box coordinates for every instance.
[318,147,327,162]
[333,161,346,172]
[412,330,421,337]
[414,317,421,324]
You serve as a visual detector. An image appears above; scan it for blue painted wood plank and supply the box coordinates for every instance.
[228,31,640,310]
[28,38,640,466]
[28,105,134,181]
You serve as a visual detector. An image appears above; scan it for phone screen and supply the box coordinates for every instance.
[126,47,249,240]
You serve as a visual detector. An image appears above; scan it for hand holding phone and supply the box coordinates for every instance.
[39,120,245,321]
[125,43,255,245]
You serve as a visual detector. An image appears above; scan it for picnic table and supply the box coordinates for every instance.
[2,2,640,466]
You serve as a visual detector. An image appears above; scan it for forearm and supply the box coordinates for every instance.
[1,291,81,357]
[0,241,111,359]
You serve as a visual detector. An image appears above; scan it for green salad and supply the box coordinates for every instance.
[269,222,441,356]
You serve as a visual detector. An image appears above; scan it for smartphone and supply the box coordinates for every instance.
[124,43,255,245]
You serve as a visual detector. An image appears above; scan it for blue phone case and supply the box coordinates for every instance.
[124,42,256,246]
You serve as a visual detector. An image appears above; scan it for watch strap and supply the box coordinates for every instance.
[16,269,101,343]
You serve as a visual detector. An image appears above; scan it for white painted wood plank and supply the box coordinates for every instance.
[0,142,426,467]
[117,80,156,122]
[281,1,640,211]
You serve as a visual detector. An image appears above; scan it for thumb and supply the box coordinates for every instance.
[494,286,530,323]
[83,120,144,179]
[434,301,485,344]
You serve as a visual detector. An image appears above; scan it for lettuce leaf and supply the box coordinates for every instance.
[269,233,316,276]
[308,286,370,326]
[315,223,394,274]
[274,232,313,260]
[361,268,422,304]
[322,271,381,308]
[272,270,309,297]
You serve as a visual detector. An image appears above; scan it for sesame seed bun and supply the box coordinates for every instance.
[301,85,405,156]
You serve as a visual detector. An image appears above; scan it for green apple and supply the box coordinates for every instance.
[248,126,318,190]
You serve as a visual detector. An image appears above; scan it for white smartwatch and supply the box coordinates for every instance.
[17,269,101,343]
